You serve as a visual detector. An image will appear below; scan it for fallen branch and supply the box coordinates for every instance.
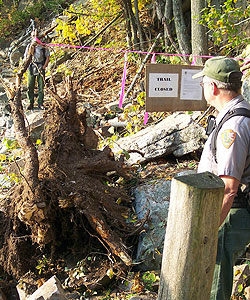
[83,12,123,48]
[83,199,133,266]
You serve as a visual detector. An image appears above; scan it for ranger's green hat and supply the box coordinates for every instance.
[192,56,242,83]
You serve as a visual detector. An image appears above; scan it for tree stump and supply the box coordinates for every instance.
[157,171,224,300]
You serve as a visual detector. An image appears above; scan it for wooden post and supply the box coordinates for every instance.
[157,172,224,300]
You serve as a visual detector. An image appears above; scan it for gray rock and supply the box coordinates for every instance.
[134,170,196,271]
[112,112,206,165]
[133,178,171,270]
[19,275,67,300]
[9,49,23,66]
[243,77,250,103]
[0,92,8,103]
[108,117,127,128]
[130,296,155,300]
[0,117,6,128]
[25,111,45,141]
[1,111,44,148]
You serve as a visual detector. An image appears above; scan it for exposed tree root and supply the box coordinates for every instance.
[0,64,143,284]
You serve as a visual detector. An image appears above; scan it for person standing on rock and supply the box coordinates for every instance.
[24,29,50,110]
[193,56,250,300]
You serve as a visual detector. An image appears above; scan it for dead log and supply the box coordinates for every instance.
[76,147,130,179]
[83,199,132,266]
[157,172,224,300]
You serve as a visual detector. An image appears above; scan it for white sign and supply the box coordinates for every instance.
[149,73,179,98]
[180,69,202,100]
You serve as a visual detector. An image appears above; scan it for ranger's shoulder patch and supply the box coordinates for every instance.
[221,129,236,149]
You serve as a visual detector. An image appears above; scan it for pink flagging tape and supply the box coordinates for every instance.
[119,52,128,109]
[38,41,248,61]
[151,53,156,63]
[242,60,250,75]
[35,37,43,44]
[191,56,197,65]
[144,53,157,124]
[144,112,148,125]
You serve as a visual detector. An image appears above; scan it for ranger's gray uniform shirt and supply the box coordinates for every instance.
[198,95,250,185]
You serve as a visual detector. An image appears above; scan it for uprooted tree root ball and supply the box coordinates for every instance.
[0,75,145,295]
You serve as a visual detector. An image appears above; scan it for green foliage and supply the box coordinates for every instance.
[55,0,151,48]
[3,138,18,151]
[36,255,52,275]
[55,0,122,44]
[0,0,71,40]
[3,172,21,185]
[199,0,250,54]
[122,92,146,136]
[142,271,160,291]
[0,139,22,188]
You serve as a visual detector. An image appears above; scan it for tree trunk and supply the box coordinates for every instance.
[157,172,224,300]
[163,0,173,50]
[172,0,191,60]
[122,0,139,50]
[191,0,208,65]
[134,0,146,50]
[154,0,164,20]
[123,8,133,50]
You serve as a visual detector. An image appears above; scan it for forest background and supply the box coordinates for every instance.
[0,0,250,299]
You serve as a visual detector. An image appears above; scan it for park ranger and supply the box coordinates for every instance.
[193,56,250,300]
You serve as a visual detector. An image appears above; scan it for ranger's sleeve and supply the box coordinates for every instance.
[216,116,250,180]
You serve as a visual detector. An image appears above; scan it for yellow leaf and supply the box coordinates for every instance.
[106,268,114,279]
[0,154,6,162]
[116,198,122,204]
[121,213,128,219]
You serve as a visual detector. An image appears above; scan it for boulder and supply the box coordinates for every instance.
[17,276,67,300]
[133,178,171,271]
[25,111,45,141]
[133,170,196,271]
[9,50,23,66]
[243,77,250,103]
[0,111,44,152]
[130,296,155,300]
[0,92,8,103]
[112,112,206,165]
